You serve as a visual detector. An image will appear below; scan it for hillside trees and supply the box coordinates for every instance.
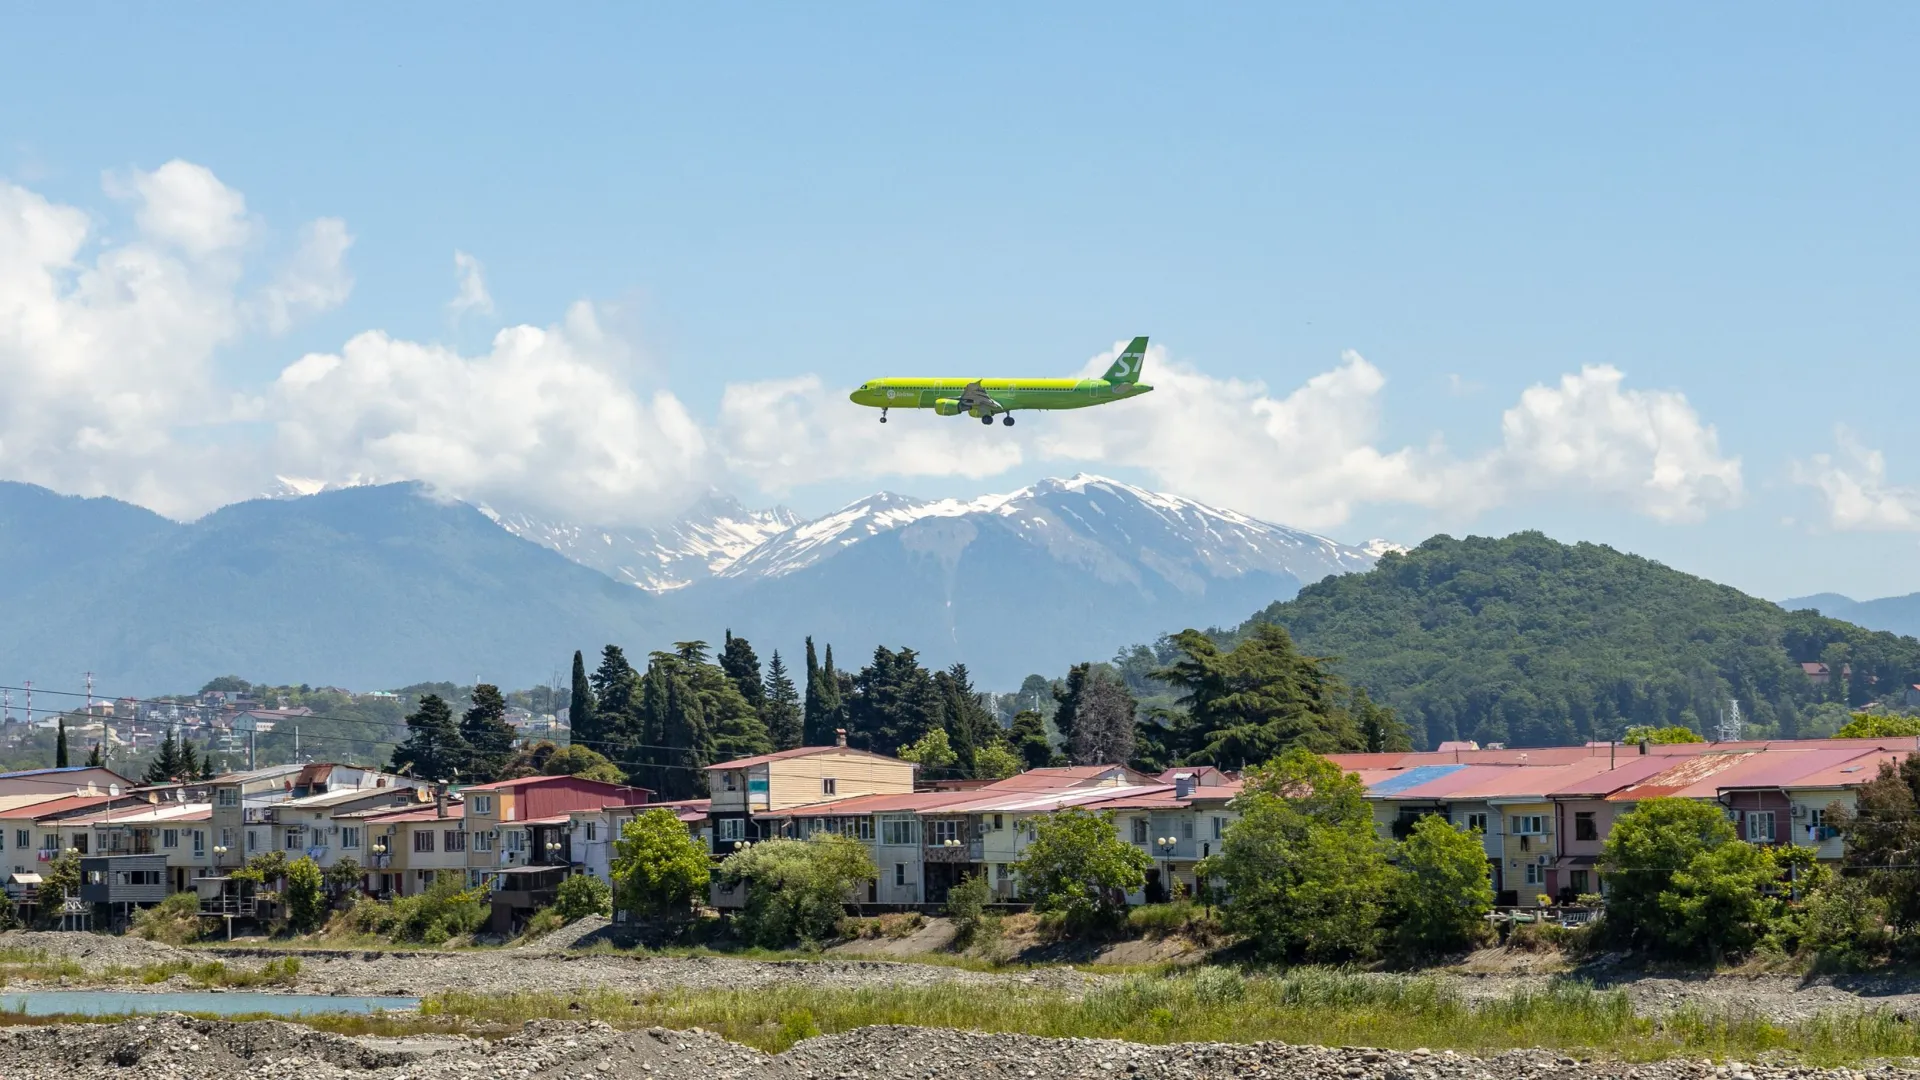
[1151,624,1369,767]
[1235,532,1920,749]
[845,646,942,755]
[1007,709,1055,769]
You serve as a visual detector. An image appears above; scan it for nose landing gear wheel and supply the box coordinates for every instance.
[1002,415,1015,426]
[880,409,888,423]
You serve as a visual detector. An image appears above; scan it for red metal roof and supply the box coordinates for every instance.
[1788,751,1912,790]
[755,790,981,819]
[3,794,129,819]
[1605,753,1763,802]
[359,803,466,824]
[1702,747,1886,794]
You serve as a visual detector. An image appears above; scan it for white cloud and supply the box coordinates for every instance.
[1494,365,1742,523]
[1792,427,1920,531]
[448,250,493,319]
[718,375,1022,492]
[115,159,251,257]
[271,301,714,523]
[0,163,351,517]
[255,217,354,333]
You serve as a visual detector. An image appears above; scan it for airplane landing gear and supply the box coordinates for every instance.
[980,414,993,425]
[879,409,888,424]
[1002,414,1015,427]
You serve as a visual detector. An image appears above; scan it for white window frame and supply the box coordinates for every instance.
[716,818,745,842]
[472,831,495,852]
[881,817,917,846]
[930,819,960,845]
[470,795,493,816]
[1746,811,1776,843]
[1510,815,1545,836]
[822,777,837,795]
[162,829,178,849]
[342,827,361,850]
[216,788,238,807]
[894,862,906,887]
[584,822,597,842]
[413,830,435,853]
[1524,863,1545,886]
[854,817,873,841]
[284,827,303,851]
[1131,818,1149,844]
[1465,813,1487,833]
[444,830,467,853]
[192,830,206,859]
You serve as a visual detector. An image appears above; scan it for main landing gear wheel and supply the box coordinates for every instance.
[980,414,993,425]
[1002,414,1015,426]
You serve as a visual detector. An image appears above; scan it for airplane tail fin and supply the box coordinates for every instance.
[1102,336,1148,383]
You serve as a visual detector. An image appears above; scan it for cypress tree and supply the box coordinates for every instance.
[763,651,804,750]
[86,743,103,768]
[55,720,68,768]
[179,739,200,782]
[568,649,595,745]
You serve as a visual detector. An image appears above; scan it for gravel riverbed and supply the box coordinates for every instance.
[1,1016,1913,1080]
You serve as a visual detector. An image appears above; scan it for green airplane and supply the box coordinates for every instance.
[849,336,1153,426]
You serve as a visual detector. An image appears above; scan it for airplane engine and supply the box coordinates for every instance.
[933,398,964,416]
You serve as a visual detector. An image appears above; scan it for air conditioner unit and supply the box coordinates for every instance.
[1791,804,1807,819]
[1537,854,1549,865]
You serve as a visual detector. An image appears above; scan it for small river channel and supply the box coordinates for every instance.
[3,990,420,1016]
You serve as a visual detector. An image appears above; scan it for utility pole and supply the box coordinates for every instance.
[84,671,93,717]
[248,728,256,771]
[24,681,32,728]
[2,687,10,724]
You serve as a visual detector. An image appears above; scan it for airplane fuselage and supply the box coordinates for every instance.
[848,377,1152,416]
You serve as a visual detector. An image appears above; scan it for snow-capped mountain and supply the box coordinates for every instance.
[489,494,799,592]
[720,474,1379,591]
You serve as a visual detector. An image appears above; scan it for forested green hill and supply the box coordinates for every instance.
[1234,532,1920,749]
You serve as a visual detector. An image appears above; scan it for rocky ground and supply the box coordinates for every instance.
[0,1015,1909,1080]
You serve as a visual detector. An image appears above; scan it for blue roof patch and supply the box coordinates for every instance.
[1367,764,1468,797]
[0,766,94,779]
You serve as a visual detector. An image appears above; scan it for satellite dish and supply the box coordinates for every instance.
[108,784,119,797]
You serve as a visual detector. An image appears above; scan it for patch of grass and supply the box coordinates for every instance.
[131,956,302,988]
[0,948,86,988]
[1125,901,1223,942]
[420,968,1920,1065]
[0,1001,489,1038]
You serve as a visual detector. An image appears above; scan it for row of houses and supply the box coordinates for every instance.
[5,730,1920,929]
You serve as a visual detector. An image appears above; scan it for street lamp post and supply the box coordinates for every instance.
[1155,837,1178,903]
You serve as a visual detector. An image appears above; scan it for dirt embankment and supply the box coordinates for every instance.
[0,1016,1895,1080]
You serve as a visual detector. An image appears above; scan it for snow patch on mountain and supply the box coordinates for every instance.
[493,494,799,592]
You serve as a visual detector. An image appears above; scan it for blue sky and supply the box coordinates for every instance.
[2,6,1918,601]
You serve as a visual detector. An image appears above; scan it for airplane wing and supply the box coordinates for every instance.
[959,380,1003,415]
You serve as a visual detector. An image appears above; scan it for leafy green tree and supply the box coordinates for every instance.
[974,740,1022,780]
[1007,709,1053,770]
[390,694,468,782]
[897,727,958,770]
[1155,625,1363,767]
[459,684,518,783]
[1599,796,1781,960]
[541,743,627,783]
[1354,688,1413,753]
[1203,747,1390,961]
[1390,815,1493,955]
[55,719,67,768]
[1011,807,1151,931]
[325,857,364,897]
[568,649,596,741]
[1832,755,1920,927]
[611,807,712,919]
[763,650,804,750]
[1837,714,1920,739]
[945,872,995,947]
[720,631,767,715]
[202,675,251,693]
[36,851,79,927]
[720,833,877,946]
[285,855,327,932]
[553,873,613,921]
[1622,725,1704,745]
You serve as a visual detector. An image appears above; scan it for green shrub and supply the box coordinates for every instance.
[1012,807,1151,933]
[1799,877,1891,965]
[554,874,612,922]
[1390,815,1494,956]
[285,856,327,933]
[720,834,877,948]
[611,808,711,920]
[945,873,993,947]
[341,873,488,944]
[131,891,203,945]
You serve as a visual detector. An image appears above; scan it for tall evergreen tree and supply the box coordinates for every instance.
[720,631,767,714]
[1052,664,1095,752]
[1068,667,1137,766]
[179,739,200,782]
[390,694,468,781]
[55,720,67,768]
[144,727,185,785]
[1008,709,1053,770]
[802,637,844,746]
[934,663,997,778]
[85,743,103,768]
[587,645,640,760]
[763,650,804,750]
[460,684,519,783]
[568,649,596,743]
[1153,623,1363,767]
[846,646,943,754]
